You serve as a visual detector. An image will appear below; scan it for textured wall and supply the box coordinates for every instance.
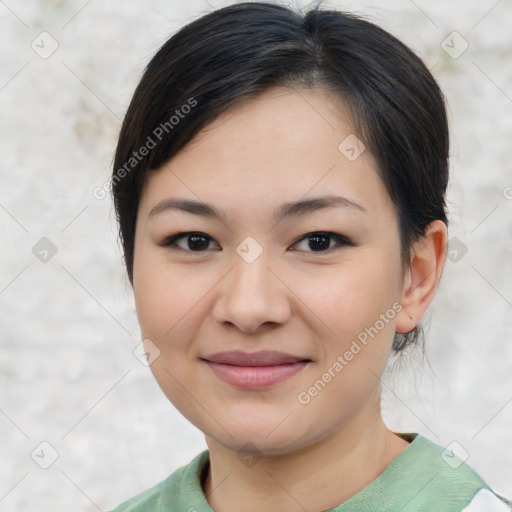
[1,0,511,510]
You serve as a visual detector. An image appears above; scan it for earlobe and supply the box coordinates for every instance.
[395,220,448,334]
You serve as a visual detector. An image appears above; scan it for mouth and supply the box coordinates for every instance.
[200,350,313,389]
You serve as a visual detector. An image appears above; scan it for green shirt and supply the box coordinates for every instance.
[109,433,507,511]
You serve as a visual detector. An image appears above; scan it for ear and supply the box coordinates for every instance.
[395,220,448,334]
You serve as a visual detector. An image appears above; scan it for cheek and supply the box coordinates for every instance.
[134,273,194,340]
[133,245,180,339]
[301,254,400,337]
[132,247,217,348]
[292,262,399,415]
[296,254,402,395]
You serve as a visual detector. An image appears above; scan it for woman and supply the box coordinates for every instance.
[108,2,510,510]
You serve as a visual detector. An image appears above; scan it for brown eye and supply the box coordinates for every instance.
[291,232,352,253]
[160,232,220,252]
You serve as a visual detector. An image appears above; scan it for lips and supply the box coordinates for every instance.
[201,350,312,389]
[202,350,311,366]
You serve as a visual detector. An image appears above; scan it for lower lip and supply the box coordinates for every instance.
[205,361,310,389]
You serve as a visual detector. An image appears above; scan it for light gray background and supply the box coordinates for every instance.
[1,0,511,510]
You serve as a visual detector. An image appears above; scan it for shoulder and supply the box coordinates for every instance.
[107,477,168,512]
[107,450,210,512]
[332,433,510,512]
[393,434,512,512]
[398,434,499,510]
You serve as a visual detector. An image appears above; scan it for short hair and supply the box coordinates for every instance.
[111,2,449,352]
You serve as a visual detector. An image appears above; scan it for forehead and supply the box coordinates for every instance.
[183,85,358,156]
[138,86,393,223]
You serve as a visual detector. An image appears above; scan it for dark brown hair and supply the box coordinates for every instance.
[111,1,449,352]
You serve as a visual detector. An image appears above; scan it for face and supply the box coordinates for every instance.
[132,86,406,456]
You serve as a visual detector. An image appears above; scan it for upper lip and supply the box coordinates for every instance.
[202,350,312,367]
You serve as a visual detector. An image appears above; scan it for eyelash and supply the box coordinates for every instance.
[158,231,353,254]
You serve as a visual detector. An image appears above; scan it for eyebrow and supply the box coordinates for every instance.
[148,194,367,222]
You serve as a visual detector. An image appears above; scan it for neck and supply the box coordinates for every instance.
[202,414,410,512]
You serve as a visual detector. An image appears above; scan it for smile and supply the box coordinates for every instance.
[201,351,312,389]
[204,360,311,389]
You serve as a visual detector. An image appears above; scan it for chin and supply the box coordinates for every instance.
[213,435,302,457]
[203,418,314,457]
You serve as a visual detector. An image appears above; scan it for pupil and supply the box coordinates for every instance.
[309,234,329,251]
[189,235,209,251]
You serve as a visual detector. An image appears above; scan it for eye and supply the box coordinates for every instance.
[291,231,352,253]
[159,231,219,252]
[159,230,352,254]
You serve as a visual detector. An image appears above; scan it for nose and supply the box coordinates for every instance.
[212,249,291,334]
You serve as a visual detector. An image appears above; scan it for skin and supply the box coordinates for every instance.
[132,86,447,512]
